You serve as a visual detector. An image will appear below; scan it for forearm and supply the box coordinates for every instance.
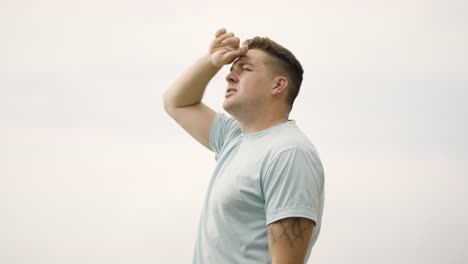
[163,54,222,109]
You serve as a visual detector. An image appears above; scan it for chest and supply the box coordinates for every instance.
[209,143,268,213]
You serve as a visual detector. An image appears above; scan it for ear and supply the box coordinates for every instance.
[271,76,288,96]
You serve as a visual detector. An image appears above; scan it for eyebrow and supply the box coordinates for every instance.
[230,59,254,72]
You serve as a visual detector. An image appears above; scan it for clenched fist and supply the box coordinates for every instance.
[209,28,248,67]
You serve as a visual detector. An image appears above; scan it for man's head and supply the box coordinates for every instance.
[243,37,304,111]
[223,37,303,117]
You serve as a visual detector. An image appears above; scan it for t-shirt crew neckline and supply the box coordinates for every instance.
[242,120,296,141]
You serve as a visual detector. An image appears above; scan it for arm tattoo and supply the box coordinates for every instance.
[268,218,314,247]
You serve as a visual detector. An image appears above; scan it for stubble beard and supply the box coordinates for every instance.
[222,97,238,117]
[223,95,265,122]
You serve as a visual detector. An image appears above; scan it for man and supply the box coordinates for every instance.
[163,28,325,264]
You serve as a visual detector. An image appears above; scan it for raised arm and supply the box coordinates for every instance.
[163,28,248,150]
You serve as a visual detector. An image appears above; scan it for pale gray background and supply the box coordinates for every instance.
[1,0,467,263]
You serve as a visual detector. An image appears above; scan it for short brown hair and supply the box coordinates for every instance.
[243,37,303,110]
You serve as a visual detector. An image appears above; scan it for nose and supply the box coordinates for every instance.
[225,71,238,84]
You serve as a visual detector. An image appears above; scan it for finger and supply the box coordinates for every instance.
[239,45,248,54]
[215,28,226,38]
[216,32,235,43]
[222,36,240,48]
[221,47,248,64]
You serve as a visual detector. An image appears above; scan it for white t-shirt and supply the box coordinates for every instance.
[193,113,325,263]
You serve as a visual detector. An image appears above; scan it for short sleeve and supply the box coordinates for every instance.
[262,147,324,226]
[209,113,241,160]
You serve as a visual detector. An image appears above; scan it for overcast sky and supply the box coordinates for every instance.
[1,0,467,263]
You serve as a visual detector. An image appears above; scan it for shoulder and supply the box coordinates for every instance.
[265,124,323,172]
[211,113,240,135]
[209,113,242,158]
[267,122,319,156]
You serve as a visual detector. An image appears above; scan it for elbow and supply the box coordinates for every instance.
[162,90,175,115]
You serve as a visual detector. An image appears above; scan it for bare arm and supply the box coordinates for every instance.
[163,28,248,150]
[268,217,315,264]
[163,54,220,150]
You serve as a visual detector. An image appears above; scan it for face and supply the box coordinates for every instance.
[223,49,275,116]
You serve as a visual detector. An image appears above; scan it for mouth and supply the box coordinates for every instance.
[225,87,238,98]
